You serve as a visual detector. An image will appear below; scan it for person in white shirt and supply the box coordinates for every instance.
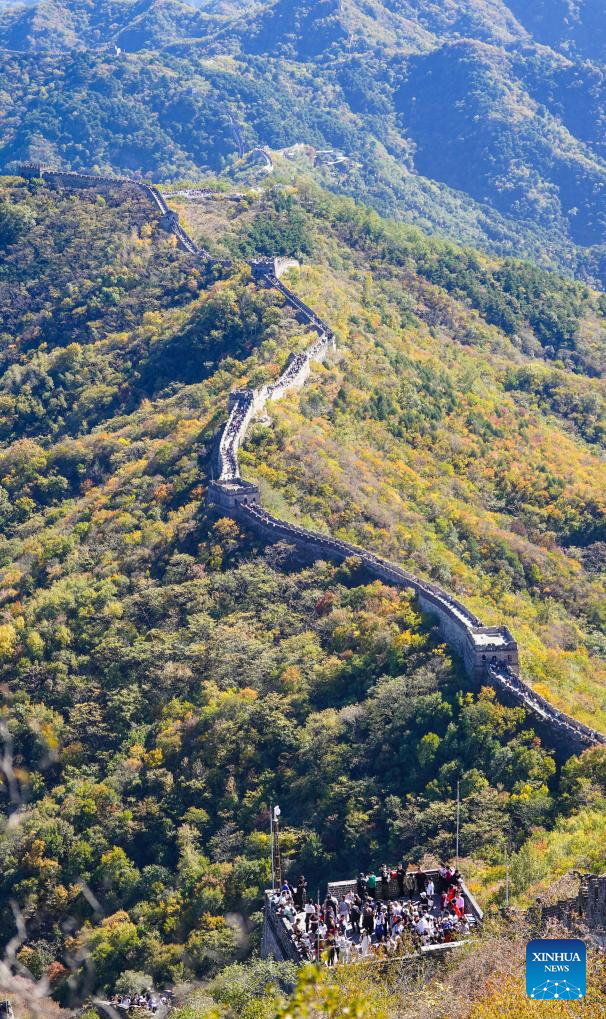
[304,901,315,931]
[336,933,350,963]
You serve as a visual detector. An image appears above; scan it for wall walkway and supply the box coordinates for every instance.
[21,164,606,758]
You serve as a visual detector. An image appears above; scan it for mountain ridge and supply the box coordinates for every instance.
[0,156,605,1012]
[0,0,605,286]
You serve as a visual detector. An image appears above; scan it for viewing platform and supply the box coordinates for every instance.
[262,866,483,966]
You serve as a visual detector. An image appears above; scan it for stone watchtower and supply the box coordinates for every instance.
[207,479,260,512]
[18,162,45,179]
[467,626,520,679]
[159,208,180,233]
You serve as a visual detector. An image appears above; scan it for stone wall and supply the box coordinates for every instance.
[230,502,531,684]
[26,164,605,758]
[585,875,606,933]
[262,895,303,964]
[208,244,606,758]
[213,294,334,484]
[517,873,606,946]
[488,665,604,757]
[250,147,273,171]
[19,165,209,258]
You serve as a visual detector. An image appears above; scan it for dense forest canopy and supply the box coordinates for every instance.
[0,175,604,1012]
[0,2,604,1012]
[0,0,605,285]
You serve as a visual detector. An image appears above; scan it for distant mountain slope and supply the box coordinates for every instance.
[393,39,606,247]
[508,0,606,62]
[0,0,604,286]
[383,0,529,45]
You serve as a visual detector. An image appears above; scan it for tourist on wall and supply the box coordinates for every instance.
[380,863,390,900]
[270,864,476,964]
[404,870,416,900]
[294,875,308,908]
[396,862,406,897]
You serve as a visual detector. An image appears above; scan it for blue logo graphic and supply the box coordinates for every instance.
[526,938,586,999]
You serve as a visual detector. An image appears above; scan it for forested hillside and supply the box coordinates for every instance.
[0,174,605,1010]
[180,182,606,723]
[0,0,605,285]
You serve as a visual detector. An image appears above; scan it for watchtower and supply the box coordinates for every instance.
[18,162,45,179]
[160,209,180,232]
[207,479,260,512]
[467,626,520,679]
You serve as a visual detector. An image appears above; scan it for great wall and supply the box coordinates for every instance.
[18,163,606,761]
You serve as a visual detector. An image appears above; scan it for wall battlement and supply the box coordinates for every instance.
[208,228,606,758]
[24,164,604,759]
[18,164,210,258]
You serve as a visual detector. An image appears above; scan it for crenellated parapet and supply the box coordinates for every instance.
[18,164,212,259]
[488,665,605,755]
[208,251,606,758]
[23,163,603,757]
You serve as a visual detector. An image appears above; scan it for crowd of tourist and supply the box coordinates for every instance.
[107,989,171,1014]
[269,864,477,964]
[219,389,254,480]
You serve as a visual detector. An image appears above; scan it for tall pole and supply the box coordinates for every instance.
[273,805,282,891]
[455,778,460,865]
[505,848,510,907]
